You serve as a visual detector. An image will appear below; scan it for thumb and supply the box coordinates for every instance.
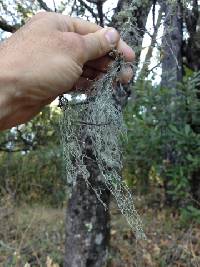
[82,27,120,63]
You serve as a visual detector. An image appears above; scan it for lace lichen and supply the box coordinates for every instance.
[59,2,146,240]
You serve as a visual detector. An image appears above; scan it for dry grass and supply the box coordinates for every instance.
[0,198,65,266]
[0,193,200,267]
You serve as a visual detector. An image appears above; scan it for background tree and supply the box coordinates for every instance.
[184,0,200,203]
[124,0,200,211]
[160,0,184,205]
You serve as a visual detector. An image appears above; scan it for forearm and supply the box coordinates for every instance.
[0,68,18,130]
[0,45,43,131]
[0,68,46,131]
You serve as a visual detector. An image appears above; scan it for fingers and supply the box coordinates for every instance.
[118,66,133,84]
[69,17,135,63]
[82,66,103,80]
[70,17,101,34]
[72,77,93,92]
[82,28,120,63]
[28,12,135,63]
[81,65,133,84]
[117,40,135,62]
[28,12,135,82]
[86,56,112,72]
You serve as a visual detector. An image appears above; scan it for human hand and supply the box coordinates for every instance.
[0,12,135,130]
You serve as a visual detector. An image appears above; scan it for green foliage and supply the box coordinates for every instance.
[124,72,200,207]
[0,147,65,206]
[0,107,66,206]
[180,205,200,225]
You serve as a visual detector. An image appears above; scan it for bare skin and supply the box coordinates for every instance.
[0,12,135,130]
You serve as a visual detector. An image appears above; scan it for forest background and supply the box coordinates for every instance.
[0,0,200,266]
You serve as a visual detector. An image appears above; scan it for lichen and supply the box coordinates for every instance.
[59,2,146,240]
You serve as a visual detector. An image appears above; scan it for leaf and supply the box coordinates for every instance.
[184,124,191,136]
[169,124,179,134]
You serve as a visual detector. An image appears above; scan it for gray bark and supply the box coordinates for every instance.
[184,0,200,72]
[161,1,183,205]
[64,160,110,267]
[184,1,200,203]
[111,0,153,106]
[161,1,183,88]
[64,1,153,266]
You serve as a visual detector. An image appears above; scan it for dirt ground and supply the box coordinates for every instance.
[0,193,200,267]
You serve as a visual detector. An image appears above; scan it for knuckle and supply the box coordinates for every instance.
[29,12,49,23]
[34,11,49,19]
[73,35,86,63]
[60,33,85,62]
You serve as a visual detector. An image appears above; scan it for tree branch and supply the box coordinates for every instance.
[37,0,52,12]
[0,17,19,33]
[96,2,104,26]
[0,128,36,153]
[0,147,29,152]
[16,128,35,148]
[77,0,98,24]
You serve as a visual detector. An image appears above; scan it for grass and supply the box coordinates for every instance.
[0,203,65,266]
[0,192,200,267]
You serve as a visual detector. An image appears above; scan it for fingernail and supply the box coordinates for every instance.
[119,67,133,84]
[105,28,119,46]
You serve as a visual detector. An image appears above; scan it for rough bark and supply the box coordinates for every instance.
[161,1,183,205]
[184,1,200,203]
[113,0,152,56]
[161,1,183,88]
[64,156,110,267]
[111,0,153,106]
[64,1,153,266]
[184,0,200,72]
[64,1,116,267]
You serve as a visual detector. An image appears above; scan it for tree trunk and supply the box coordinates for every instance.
[161,1,183,88]
[161,0,183,205]
[111,0,152,106]
[64,162,110,267]
[64,1,153,266]
[184,1,200,203]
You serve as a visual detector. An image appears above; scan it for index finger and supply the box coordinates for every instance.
[57,14,135,62]
[70,17,102,34]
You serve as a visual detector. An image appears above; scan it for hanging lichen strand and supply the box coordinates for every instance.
[59,3,146,240]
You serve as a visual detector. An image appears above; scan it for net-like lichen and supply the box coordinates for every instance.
[59,3,146,240]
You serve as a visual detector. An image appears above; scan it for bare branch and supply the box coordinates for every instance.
[0,147,29,152]
[0,17,19,33]
[148,61,162,73]
[139,7,163,78]
[77,0,98,24]
[0,128,36,153]
[16,128,35,148]
[37,0,52,12]
[96,1,104,26]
